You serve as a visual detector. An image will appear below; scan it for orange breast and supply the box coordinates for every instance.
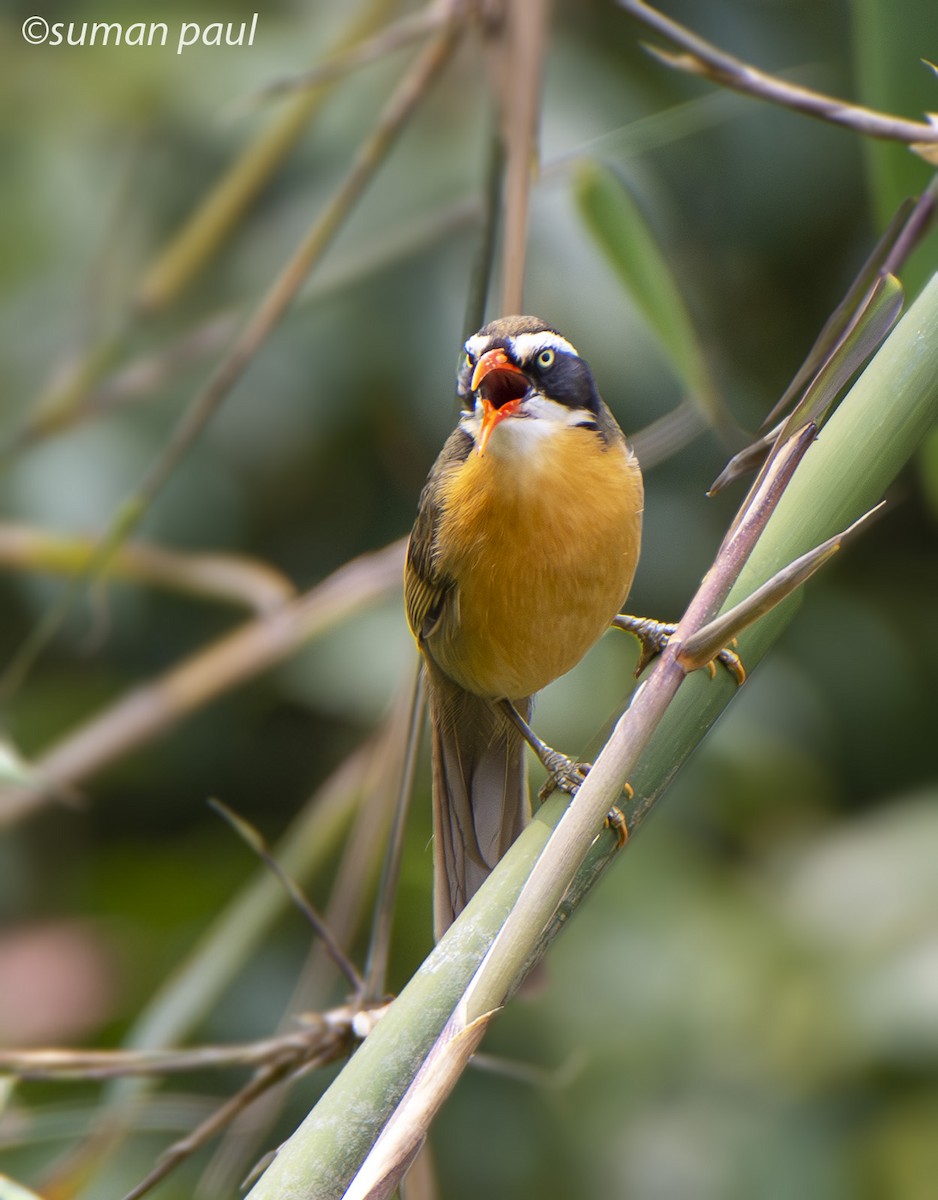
[428,427,643,701]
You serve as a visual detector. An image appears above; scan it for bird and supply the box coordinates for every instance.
[405,315,645,939]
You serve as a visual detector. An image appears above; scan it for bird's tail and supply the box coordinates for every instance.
[426,665,531,941]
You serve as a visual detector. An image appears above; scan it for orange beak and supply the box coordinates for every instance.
[470,349,529,456]
[477,395,522,455]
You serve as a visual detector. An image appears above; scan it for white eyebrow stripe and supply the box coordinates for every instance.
[464,332,491,360]
[508,331,578,361]
[463,329,579,363]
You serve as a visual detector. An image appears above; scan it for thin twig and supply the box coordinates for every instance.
[679,502,885,670]
[712,186,935,494]
[57,738,387,1194]
[255,3,450,99]
[2,1002,387,1200]
[619,0,938,145]
[209,800,365,995]
[118,1003,387,1200]
[363,665,426,1001]
[122,1057,316,1200]
[0,1006,385,1080]
[489,0,551,314]
[463,112,506,338]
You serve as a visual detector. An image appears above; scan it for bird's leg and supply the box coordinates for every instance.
[500,701,633,844]
[612,614,746,685]
[501,700,589,800]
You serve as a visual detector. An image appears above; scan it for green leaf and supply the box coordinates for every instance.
[573,159,734,435]
[712,265,905,494]
[780,272,904,438]
[763,200,915,431]
[680,503,883,671]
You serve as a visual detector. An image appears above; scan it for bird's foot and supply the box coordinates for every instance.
[537,749,591,802]
[612,614,746,685]
[537,757,637,848]
[501,700,590,800]
[501,700,636,816]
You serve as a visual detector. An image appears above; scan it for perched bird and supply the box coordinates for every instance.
[405,315,644,938]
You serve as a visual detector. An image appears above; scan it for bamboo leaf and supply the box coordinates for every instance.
[573,160,734,435]
[779,274,904,436]
[679,502,884,671]
[711,268,906,494]
[762,200,918,431]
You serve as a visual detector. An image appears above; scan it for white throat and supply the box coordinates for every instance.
[462,394,595,458]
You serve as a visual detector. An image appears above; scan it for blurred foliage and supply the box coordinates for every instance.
[0,0,936,1197]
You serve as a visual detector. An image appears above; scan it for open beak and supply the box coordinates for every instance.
[471,349,529,456]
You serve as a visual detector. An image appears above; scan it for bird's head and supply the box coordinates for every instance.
[456,316,605,455]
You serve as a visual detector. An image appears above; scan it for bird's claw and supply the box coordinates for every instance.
[604,801,631,847]
[707,639,746,685]
[613,615,746,685]
[604,779,635,847]
[538,751,591,802]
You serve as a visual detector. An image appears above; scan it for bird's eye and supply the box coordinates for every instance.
[537,348,555,368]
[464,353,474,370]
